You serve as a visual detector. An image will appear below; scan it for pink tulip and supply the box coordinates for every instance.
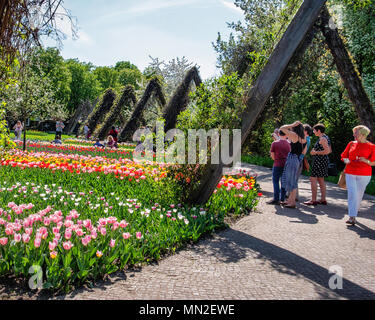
[25,227,33,235]
[119,220,129,228]
[5,227,13,236]
[76,229,84,237]
[49,241,56,251]
[136,232,142,239]
[91,230,97,239]
[22,234,30,243]
[81,236,91,246]
[64,220,73,228]
[122,232,131,240]
[0,237,8,246]
[64,229,72,240]
[63,241,73,250]
[34,238,41,248]
[14,233,21,243]
[83,219,92,229]
[109,239,116,248]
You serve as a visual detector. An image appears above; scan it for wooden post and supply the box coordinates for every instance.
[189,0,327,205]
[319,5,375,142]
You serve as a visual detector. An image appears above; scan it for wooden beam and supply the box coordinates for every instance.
[319,5,375,143]
[189,0,327,205]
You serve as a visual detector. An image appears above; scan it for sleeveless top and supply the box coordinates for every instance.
[290,140,305,156]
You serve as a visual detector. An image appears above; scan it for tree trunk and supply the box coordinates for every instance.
[319,5,375,142]
[188,0,327,205]
[22,116,26,152]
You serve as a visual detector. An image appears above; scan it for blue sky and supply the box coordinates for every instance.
[46,0,244,79]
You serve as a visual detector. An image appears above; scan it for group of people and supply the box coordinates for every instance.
[93,126,119,149]
[269,121,375,226]
[11,119,119,149]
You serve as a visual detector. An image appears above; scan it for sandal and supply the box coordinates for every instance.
[346,218,356,225]
[303,200,319,206]
[284,204,296,209]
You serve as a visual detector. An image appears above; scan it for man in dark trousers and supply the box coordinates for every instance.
[268,129,291,205]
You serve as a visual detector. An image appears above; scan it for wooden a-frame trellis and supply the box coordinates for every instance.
[189,0,375,204]
[189,0,328,204]
[118,77,166,143]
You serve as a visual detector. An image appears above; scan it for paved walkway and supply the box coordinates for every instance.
[56,164,375,300]
[2,164,375,300]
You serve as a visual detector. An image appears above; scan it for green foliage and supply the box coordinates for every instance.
[177,73,245,131]
[65,59,101,115]
[118,68,143,90]
[339,1,375,104]
[30,47,72,107]
[93,66,119,91]
[2,49,68,124]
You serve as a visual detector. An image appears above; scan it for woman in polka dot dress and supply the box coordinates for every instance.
[304,123,332,206]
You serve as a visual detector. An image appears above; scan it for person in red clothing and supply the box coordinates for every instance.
[341,125,375,225]
[108,126,118,142]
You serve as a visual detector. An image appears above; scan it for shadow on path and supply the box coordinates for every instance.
[192,228,375,300]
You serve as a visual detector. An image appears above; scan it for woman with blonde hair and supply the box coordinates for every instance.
[341,125,375,225]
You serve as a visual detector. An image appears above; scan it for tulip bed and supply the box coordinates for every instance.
[15,141,134,159]
[0,145,261,293]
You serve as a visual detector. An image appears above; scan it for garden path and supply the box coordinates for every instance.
[55,164,375,300]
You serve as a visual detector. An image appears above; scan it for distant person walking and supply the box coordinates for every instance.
[56,120,65,136]
[267,129,291,205]
[83,124,90,140]
[341,125,375,226]
[13,120,23,140]
[304,124,331,206]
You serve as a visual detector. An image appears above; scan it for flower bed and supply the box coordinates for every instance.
[0,147,261,293]
[15,141,134,159]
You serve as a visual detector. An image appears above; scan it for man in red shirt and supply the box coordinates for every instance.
[268,130,291,205]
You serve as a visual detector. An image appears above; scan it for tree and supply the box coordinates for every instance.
[30,47,72,107]
[0,0,76,147]
[144,55,198,97]
[93,66,119,92]
[0,0,77,80]
[2,49,68,150]
[66,59,101,115]
[118,68,143,90]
